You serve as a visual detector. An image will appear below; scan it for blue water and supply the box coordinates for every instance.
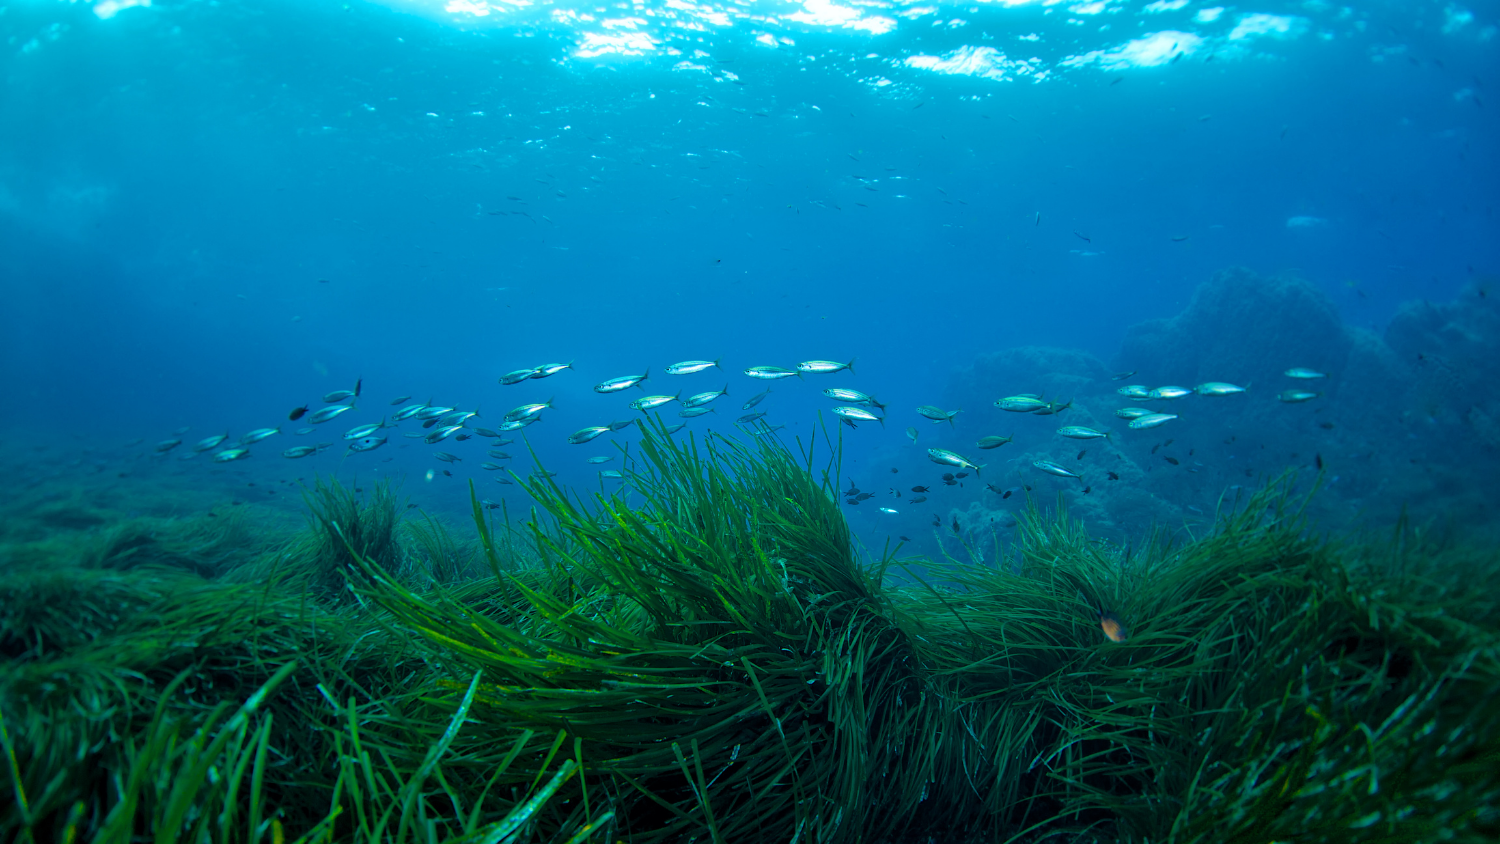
[2,0,1497,553]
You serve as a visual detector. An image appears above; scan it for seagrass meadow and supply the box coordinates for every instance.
[1,427,1497,844]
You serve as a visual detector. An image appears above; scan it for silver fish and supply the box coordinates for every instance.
[917,405,961,425]
[744,366,800,380]
[213,448,251,463]
[996,396,1048,412]
[433,452,462,464]
[499,418,539,431]
[927,448,982,475]
[1033,460,1081,479]
[1285,367,1327,379]
[743,387,773,410]
[393,404,427,421]
[1057,426,1109,440]
[309,405,356,424]
[833,406,883,427]
[481,462,506,470]
[491,437,517,446]
[595,370,650,393]
[439,410,480,426]
[569,426,610,444]
[737,411,767,424]
[1111,371,1137,381]
[1195,382,1246,396]
[631,393,680,411]
[414,406,455,420]
[1115,407,1154,419]
[1148,386,1192,400]
[678,407,716,418]
[282,445,326,458]
[906,427,918,444]
[797,359,855,375]
[296,427,315,435]
[240,428,280,445]
[192,433,229,452]
[500,368,540,385]
[1278,390,1320,403]
[976,435,1013,449]
[425,425,465,443]
[323,390,355,403]
[683,385,730,408]
[665,359,721,375]
[587,456,615,464]
[344,421,385,440]
[505,399,554,421]
[389,395,411,405]
[824,388,881,407]
[608,419,637,431]
[664,423,688,434]
[348,436,387,453]
[532,362,573,378]
[879,507,898,515]
[1116,385,1153,399]
[600,469,624,480]
[488,450,512,459]
[1128,413,1178,429]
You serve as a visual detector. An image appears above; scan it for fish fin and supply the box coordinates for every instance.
[713,357,722,369]
[846,357,857,375]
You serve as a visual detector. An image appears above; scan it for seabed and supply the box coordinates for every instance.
[1,424,1496,843]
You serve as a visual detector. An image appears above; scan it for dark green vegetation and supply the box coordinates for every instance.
[1,427,1497,843]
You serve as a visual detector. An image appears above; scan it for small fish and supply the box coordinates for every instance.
[737,411,767,424]
[879,507,898,515]
[1315,453,1324,470]
[600,470,624,480]
[323,390,355,403]
[1129,414,1178,430]
[1057,426,1109,440]
[1116,385,1153,399]
[917,405,962,426]
[1195,382,1246,396]
[678,406,716,418]
[927,448,983,475]
[587,455,615,464]
[568,426,610,444]
[595,370,651,393]
[481,462,506,470]
[1115,407,1153,420]
[1074,231,1090,243]
[608,419,637,432]
[488,450,513,459]
[1077,449,1087,460]
[1284,368,1327,380]
[797,359,856,375]
[824,388,885,409]
[1002,489,1013,499]
[1082,486,1091,494]
[425,425,465,443]
[288,405,309,421]
[995,396,1049,412]
[394,404,427,422]
[1107,471,1119,480]
[389,395,411,405]
[471,426,502,438]
[1279,390,1320,403]
[1033,399,1072,416]
[439,410,480,426]
[240,428,280,445]
[632,393,681,412]
[283,445,326,458]
[500,368,540,385]
[1110,371,1136,381]
[906,427,919,444]
[742,387,773,410]
[348,435,387,453]
[532,362,573,378]
[1163,456,1180,465]
[213,448,251,463]
[664,423,688,434]
[343,421,385,441]
[505,399,554,422]
[909,495,927,503]
[414,406,454,420]
[833,406,883,427]
[666,359,721,375]
[192,434,229,453]
[1151,443,1161,454]
[433,452,462,464]
[1148,386,1192,400]
[683,385,730,408]
[297,427,315,435]
[744,366,801,380]
[308,405,356,424]
[1034,460,1082,479]
[354,378,362,397]
[911,486,930,493]
[498,418,538,432]
[479,499,502,509]
[931,514,941,526]
[1098,610,1128,643]
[494,477,515,485]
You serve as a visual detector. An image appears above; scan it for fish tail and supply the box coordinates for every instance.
[846,357,857,375]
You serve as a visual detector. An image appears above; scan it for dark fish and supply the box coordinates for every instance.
[1318,421,1335,430]
[1002,489,1013,499]
[1315,453,1324,470]
[955,472,969,479]
[911,485,929,493]
[986,483,1004,495]
[1170,235,1190,242]
[1082,486,1091,494]
[289,405,309,421]
[1077,449,1087,460]
[1110,371,1136,380]
[848,499,860,505]
[846,483,860,496]
[899,536,911,542]
[1164,439,1174,447]
[1074,231,1090,243]
[943,478,958,486]
[1164,456,1179,465]
[856,492,875,501]
[890,467,899,474]
[1151,443,1160,454]
[1107,471,1120,480]
[354,377,362,397]
[422,419,437,429]
[909,496,927,504]
[950,516,961,535]
[942,473,955,481]
[932,515,942,526]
